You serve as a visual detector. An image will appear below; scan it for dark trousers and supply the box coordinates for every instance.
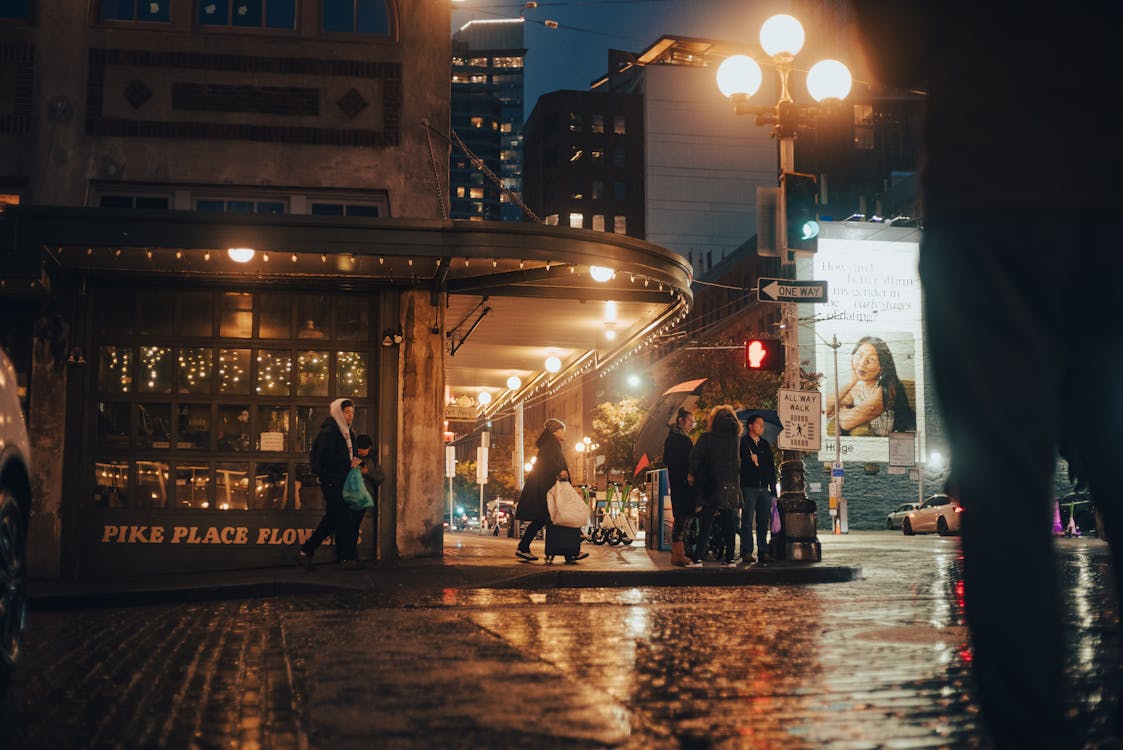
[670,485,694,542]
[518,518,546,550]
[302,476,360,561]
[691,505,736,563]
[923,214,1122,750]
[739,487,772,559]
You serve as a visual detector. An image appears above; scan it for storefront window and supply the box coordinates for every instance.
[336,351,367,397]
[93,460,130,508]
[296,351,329,396]
[97,294,134,336]
[220,292,253,338]
[256,350,292,395]
[138,292,174,336]
[296,295,331,339]
[218,348,251,394]
[256,406,289,451]
[138,346,173,393]
[97,402,131,448]
[259,293,292,338]
[216,405,252,453]
[138,403,172,448]
[177,347,213,393]
[215,463,250,510]
[179,292,214,337]
[98,346,132,393]
[137,460,169,507]
[254,463,288,509]
[177,404,211,449]
[176,463,211,508]
[294,463,324,510]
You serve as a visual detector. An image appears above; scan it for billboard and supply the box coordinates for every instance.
[802,224,924,464]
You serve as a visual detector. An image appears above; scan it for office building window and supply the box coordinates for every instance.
[592,214,605,232]
[613,181,626,200]
[614,215,627,234]
[592,180,604,200]
[322,0,389,34]
[613,116,626,135]
[568,113,582,133]
[613,148,626,167]
[545,214,559,226]
[102,0,170,22]
[99,195,171,209]
[195,198,286,214]
[309,203,380,217]
[590,149,604,164]
[197,0,296,29]
[591,114,605,134]
[492,56,523,68]
[569,212,583,229]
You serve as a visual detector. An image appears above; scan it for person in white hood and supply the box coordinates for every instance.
[298,398,364,570]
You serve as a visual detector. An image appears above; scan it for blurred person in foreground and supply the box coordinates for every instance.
[853,4,1123,748]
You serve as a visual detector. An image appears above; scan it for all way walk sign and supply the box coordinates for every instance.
[757,278,828,303]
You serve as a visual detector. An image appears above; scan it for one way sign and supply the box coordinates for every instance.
[757,278,829,303]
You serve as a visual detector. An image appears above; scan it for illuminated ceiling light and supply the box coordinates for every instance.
[227,247,255,263]
[589,265,615,282]
[477,390,492,405]
[604,300,618,322]
[544,355,562,373]
[506,375,522,390]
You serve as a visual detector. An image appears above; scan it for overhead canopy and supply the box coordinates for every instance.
[1,206,693,418]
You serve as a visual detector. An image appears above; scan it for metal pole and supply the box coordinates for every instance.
[831,334,842,534]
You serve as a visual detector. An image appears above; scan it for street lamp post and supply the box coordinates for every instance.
[716,14,852,562]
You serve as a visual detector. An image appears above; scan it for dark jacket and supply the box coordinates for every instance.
[309,417,355,483]
[515,429,569,522]
[662,426,694,515]
[739,432,777,491]
[688,409,742,509]
[357,453,385,504]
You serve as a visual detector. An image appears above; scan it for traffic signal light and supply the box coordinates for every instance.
[783,171,820,253]
[744,338,784,372]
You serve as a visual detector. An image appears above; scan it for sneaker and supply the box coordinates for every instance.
[515,548,538,562]
[296,551,315,572]
[685,559,703,568]
[722,560,738,568]
[570,551,589,561]
[340,560,365,571]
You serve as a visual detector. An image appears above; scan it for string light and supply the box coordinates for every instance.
[291,254,298,263]
[262,252,269,262]
[176,250,183,259]
[203,251,211,261]
[321,254,327,263]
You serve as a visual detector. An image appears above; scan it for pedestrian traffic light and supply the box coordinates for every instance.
[744,338,784,372]
[783,171,820,253]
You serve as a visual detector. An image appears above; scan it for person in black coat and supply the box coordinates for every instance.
[662,407,696,566]
[298,398,363,571]
[515,418,584,561]
[686,405,742,567]
[739,414,777,564]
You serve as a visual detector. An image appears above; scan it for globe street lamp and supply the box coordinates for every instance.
[716,14,851,562]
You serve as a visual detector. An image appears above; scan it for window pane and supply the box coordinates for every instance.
[218,348,251,394]
[93,460,129,508]
[217,405,252,453]
[227,200,254,213]
[176,403,211,449]
[296,295,330,339]
[101,1,135,22]
[138,346,173,393]
[336,298,368,341]
[256,406,289,451]
[254,464,289,509]
[613,116,626,134]
[336,351,367,398]
[613,181,626,200]
[196,199,225,212]
[219,292,253,338]
[1,0,31,18]
[137,292,174,336]
[216,463,250,509]
[138,0,170,22]
[591,115,604,134]
[613,149,626,167]
[138,403,172,448]
[294,406,328,455]
[356,0,388,34]
[322,0,353,31]
[297,351,330,397]
[614,215,627,234]
[258,293,292,338]
[256,201,285,214]
[346,204,379,217]
[311,203,344,216]
[137,460,169,508]
[256,349,292,396]
[175,463,211,509]
[592,214,605,232]
[568,212,583,229]
[98,293,134,336]
[177,347,213,394]
[98,346,132,393]
[96,402,132,448]
[294,463,324,510]
[197,0,230,25]
[265,0,296,28]
[179,291,213,336]
[231,0,262,26]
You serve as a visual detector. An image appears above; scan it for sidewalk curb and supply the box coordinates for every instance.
[28,579,362,611]
[487,564,863,589]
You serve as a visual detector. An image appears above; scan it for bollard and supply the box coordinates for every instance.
[769,458,821,562]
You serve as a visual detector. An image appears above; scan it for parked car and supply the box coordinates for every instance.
[903,493,962,536]
[0,347,31,698]
[885,502,919,530]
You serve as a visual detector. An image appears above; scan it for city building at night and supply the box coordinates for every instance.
[0,1,691,579]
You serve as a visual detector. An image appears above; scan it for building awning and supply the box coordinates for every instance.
[1,206,692,416]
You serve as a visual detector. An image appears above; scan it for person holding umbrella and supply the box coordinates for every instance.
[663,407,696,566]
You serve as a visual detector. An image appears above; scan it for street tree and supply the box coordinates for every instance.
[590,397,647,476]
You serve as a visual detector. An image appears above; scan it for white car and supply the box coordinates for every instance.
[902,493,962,536]
[0,347,30,697]
[885,502,919,530]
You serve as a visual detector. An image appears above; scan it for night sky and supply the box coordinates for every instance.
[451,0,804,121]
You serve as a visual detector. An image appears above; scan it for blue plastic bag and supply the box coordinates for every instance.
[342,467,374,510]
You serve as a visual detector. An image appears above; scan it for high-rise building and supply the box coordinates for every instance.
[450,19,526,222]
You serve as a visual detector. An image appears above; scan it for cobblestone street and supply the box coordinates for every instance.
[2,533,1119,748]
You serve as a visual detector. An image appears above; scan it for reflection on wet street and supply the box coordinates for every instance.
[2,535,1118,748]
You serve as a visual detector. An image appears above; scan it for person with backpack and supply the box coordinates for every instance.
[297,398,363,571]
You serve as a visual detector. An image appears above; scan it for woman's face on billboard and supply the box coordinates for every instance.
[852,342,882,382]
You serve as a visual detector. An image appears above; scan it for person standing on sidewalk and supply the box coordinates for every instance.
[853,4,1122,748]
[663,408,696,567]
[739,415,776,565]
[354,433,384,561]
[686,405,742,568]
[298,398,363,571]
[515,418,588,562]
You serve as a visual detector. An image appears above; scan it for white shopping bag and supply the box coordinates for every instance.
[546,480,587,528]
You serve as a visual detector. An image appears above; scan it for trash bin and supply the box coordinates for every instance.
[645,468,671,551]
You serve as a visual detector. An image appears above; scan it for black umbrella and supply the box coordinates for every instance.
[736,408,784,445]
[631,378,707,478]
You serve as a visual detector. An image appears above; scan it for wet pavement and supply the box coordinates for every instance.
[2,532,1120,748]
